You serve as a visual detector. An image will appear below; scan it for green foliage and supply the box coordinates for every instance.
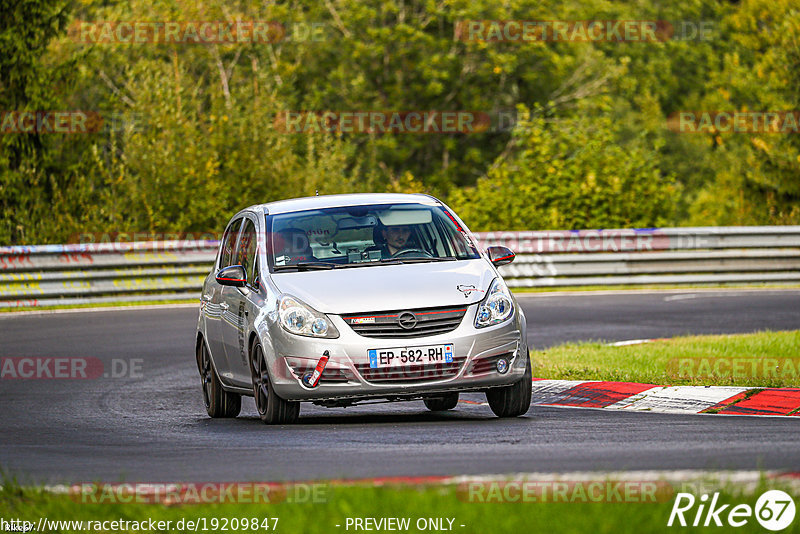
[0,0,82,243]
[449,106,676,230]
[86,54,360,233]
[685,0,800,225]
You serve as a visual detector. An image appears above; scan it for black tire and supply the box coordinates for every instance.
[198,341,241,418]
[251,342,300,424]
[486,357,532,418]
[423,393,459,411]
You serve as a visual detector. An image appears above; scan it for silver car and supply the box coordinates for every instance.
[195,193,531,424]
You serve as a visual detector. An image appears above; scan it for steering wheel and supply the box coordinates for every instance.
[391,248,434,258]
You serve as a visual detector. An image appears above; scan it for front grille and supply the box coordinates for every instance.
[355,356,466,383]
[342,305,468,339]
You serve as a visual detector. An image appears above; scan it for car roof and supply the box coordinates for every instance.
[245,193,442,215]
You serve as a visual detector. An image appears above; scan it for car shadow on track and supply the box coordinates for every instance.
[238,411,499,425]
[190,409,531,427]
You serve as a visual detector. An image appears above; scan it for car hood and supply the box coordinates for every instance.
[269,259,495,314]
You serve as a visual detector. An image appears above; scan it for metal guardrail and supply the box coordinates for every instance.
[474,226,800,288]
[0,241,217,308]
[0,226,799,308]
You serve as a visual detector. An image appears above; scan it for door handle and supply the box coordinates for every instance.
[220,302,229,311]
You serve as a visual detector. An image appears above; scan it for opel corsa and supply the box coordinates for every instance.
[196,193,531,424]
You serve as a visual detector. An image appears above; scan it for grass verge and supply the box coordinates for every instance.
[1,477,798,534]
[533,330,800,387]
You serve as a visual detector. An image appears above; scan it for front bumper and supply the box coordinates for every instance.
[264,303,527,402]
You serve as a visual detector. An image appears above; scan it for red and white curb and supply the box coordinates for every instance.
[523,379,800,416]
[465,337,800,416]
[461,379,800,416]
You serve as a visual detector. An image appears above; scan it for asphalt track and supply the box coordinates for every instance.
[1,289,799,484]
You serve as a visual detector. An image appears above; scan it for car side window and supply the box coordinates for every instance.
[237,218,257,284]
[219,218,243,268]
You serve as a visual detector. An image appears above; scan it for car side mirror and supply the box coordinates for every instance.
[216,265,247,287]
[487,246,515,267]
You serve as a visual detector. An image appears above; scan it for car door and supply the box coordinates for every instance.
[220,215,258,387]
[205,216,243,378]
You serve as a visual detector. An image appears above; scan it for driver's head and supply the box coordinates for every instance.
[382,225,411,250]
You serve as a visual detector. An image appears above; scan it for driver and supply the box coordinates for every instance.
[367,223,428,259]
[382,225,412,256]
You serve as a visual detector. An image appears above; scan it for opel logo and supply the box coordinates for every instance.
[397,312,417,330]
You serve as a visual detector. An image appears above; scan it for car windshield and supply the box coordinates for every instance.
[268,203,480,271]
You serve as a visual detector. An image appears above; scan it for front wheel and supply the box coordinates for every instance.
[198,342,241,418]
[486,357,532,418]
[423,393,459,411]
[251,342,300,424]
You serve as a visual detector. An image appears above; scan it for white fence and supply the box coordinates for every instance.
[1,226,799,308]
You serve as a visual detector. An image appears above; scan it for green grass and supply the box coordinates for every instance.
[2,477,799,534]
[533,330,800,387]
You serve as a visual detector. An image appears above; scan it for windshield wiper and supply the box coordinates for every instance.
[394,256,459,263]
[273,262,336,271]
[332,259,404,268]
[273,257,458,271]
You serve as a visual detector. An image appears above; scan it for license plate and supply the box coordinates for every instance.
[368,344,454,369]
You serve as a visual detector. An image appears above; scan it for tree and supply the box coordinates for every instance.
[449,106,676,230]
[0,0,79,243]
[686,0,800,225]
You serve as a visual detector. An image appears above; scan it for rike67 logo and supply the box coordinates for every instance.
[668,490,796,531]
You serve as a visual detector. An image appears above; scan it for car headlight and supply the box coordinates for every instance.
[474,278,514,328]
[278,296,339,338]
